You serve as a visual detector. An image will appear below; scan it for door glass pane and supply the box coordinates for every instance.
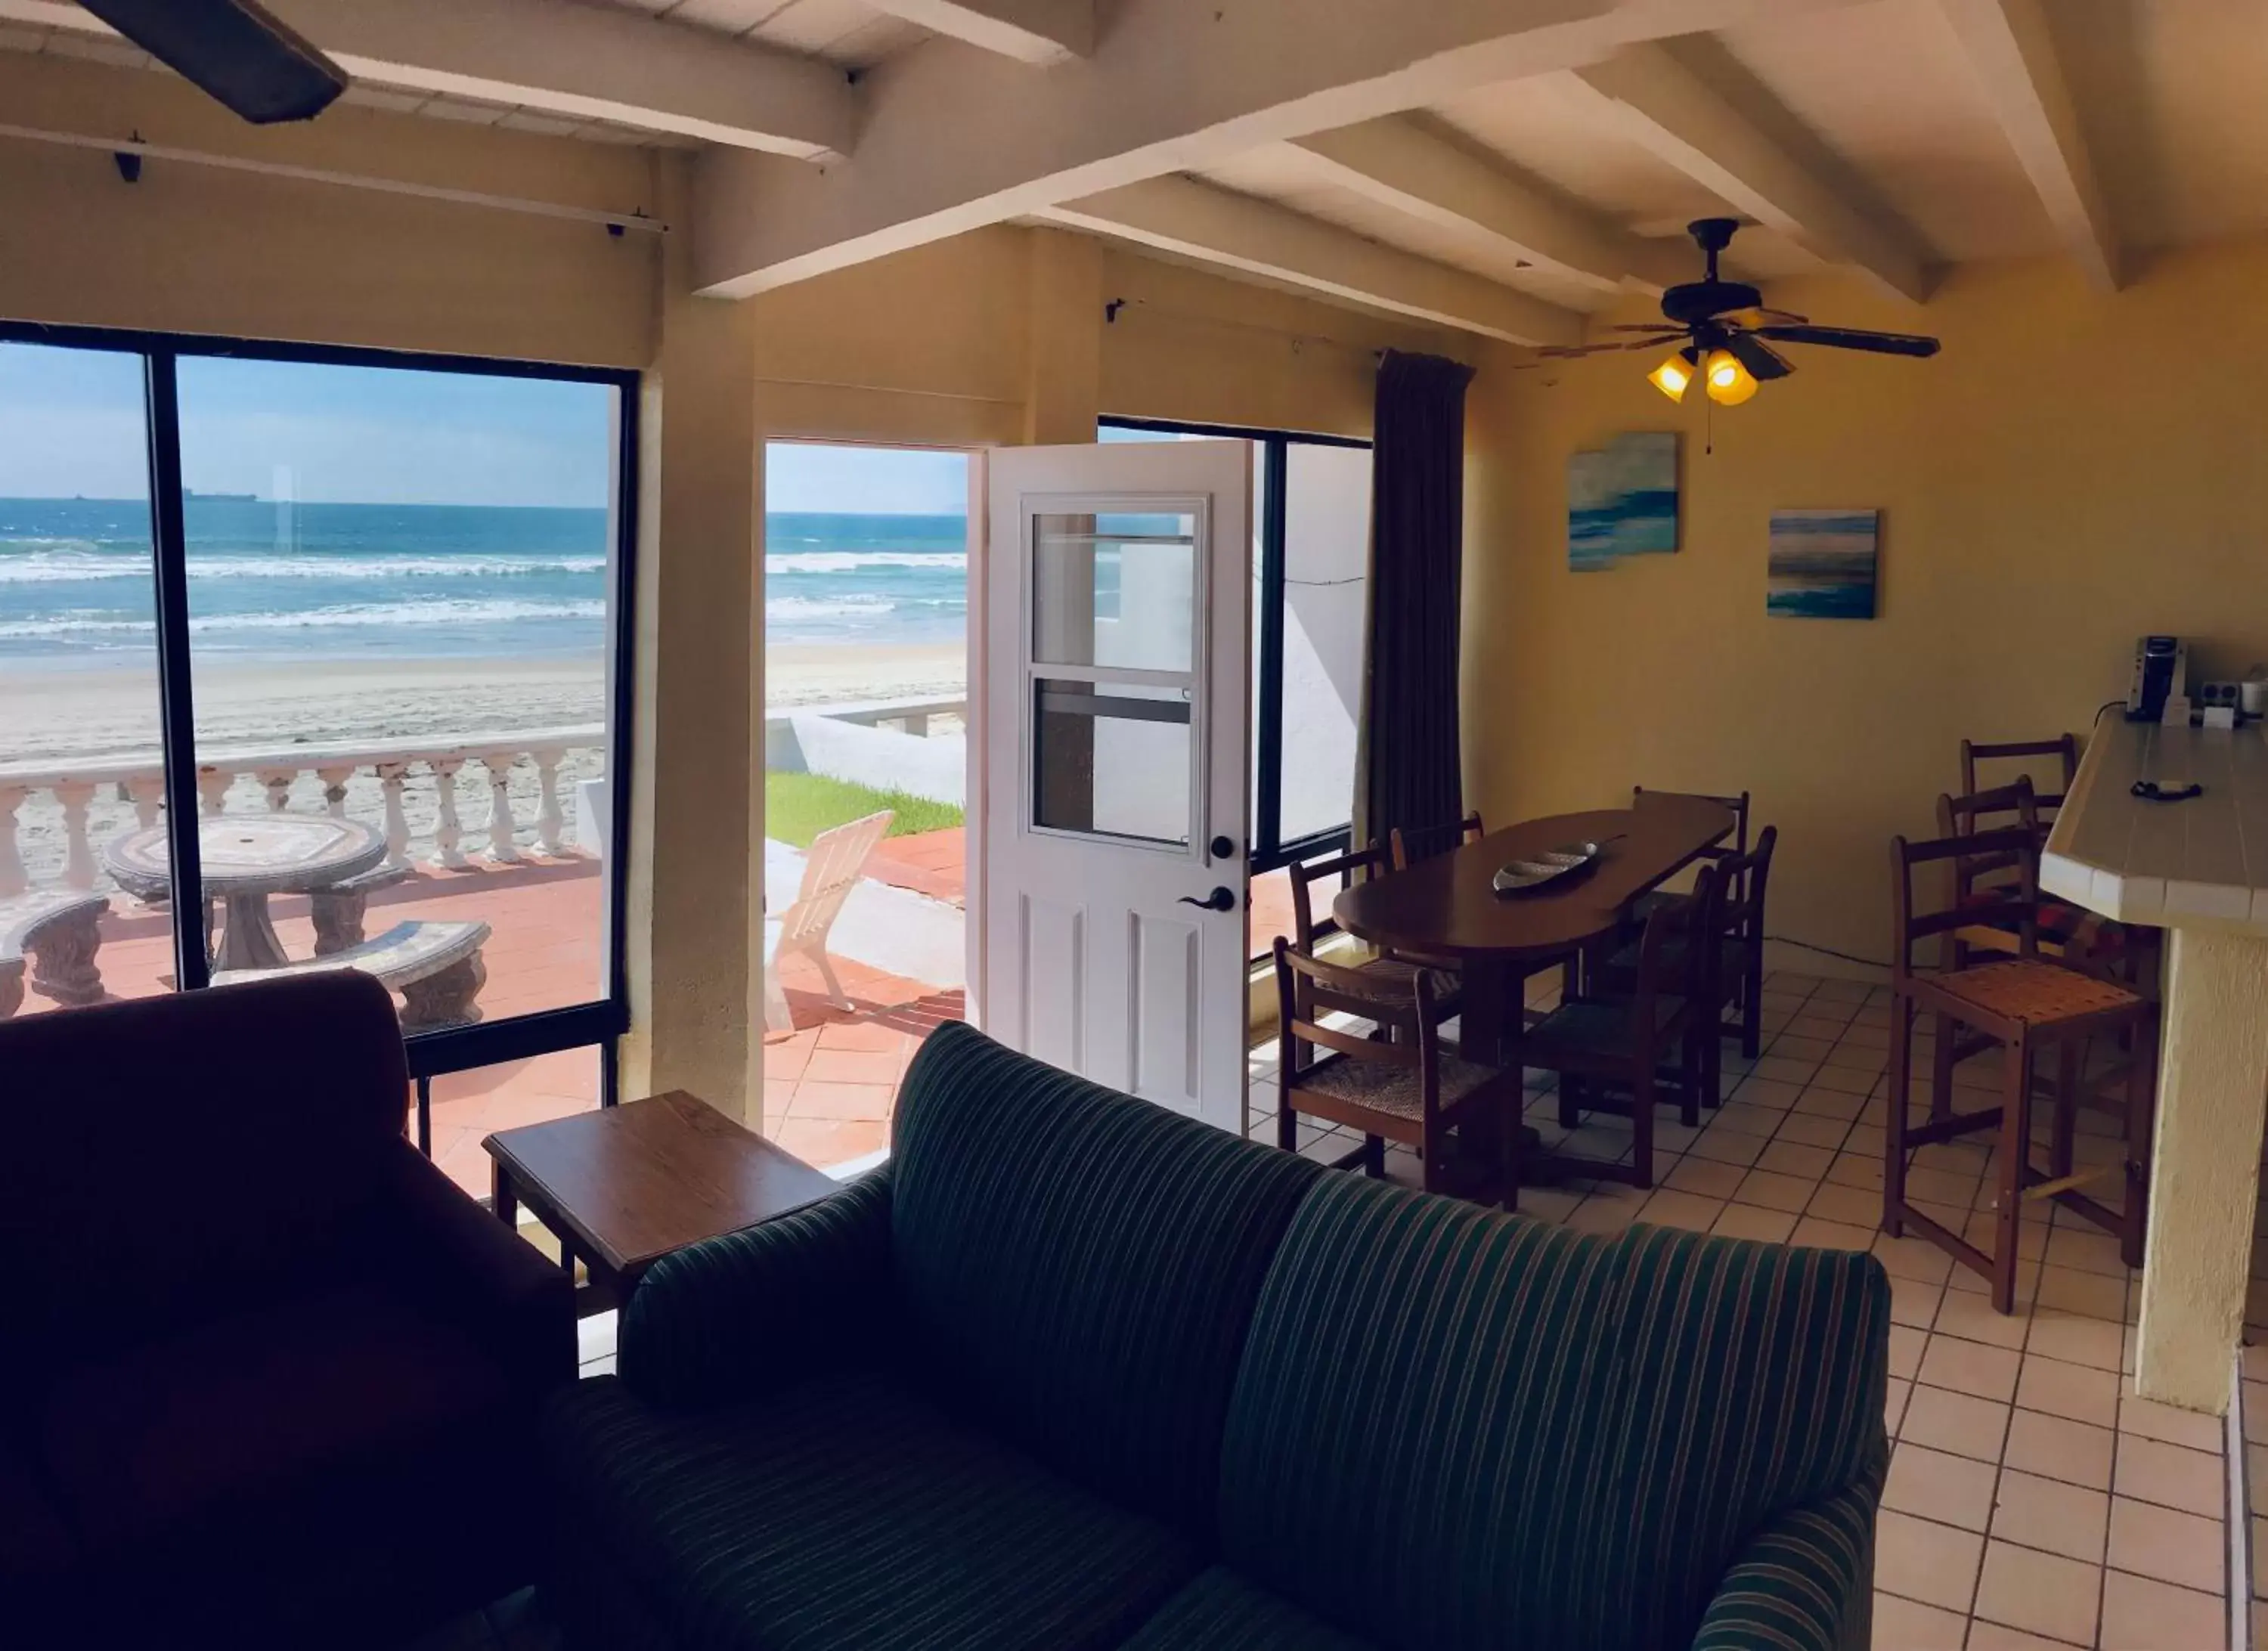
[0,342,171,1017]
[1033,511,1196,671]
[1277,443,1370,844]
[172,357,621,1033]
[1033,677,1191,846]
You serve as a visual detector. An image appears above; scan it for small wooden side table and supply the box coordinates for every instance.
[483,1090,841,1318]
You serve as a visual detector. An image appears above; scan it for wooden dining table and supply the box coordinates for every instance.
[1332,795,1739,1071]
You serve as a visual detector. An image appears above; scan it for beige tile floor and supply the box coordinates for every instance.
[1253,969,2242,1651]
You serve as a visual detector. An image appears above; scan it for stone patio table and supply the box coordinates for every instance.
[106,816,389,973]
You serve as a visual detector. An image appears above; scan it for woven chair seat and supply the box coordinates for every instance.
[1291,1049,1501,1122]
[1520,995,1687,1062]
[1602,932,1751,983]
[1353,954,1461,1001]
[1933,959,2142,1027]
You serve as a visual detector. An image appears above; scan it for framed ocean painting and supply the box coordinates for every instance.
[1768,510,1879,618]
[1568,432,1677,571]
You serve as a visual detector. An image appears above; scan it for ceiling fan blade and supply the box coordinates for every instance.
[79,0,348,124]
[1753,324,1941,358]
[1722,331,1794,381]
[1535,340,1663,358]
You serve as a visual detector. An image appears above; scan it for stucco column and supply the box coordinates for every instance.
[1022,228,1103,444]
[2134,928,2268,1411]
[620,190,764,1126]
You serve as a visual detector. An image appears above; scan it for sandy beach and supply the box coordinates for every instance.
[764,642,966,711]
[0,643,965,888]
[0,642,968,766]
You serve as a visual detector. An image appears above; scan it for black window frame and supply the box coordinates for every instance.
[1098,415,1369,878]
[0,318,639,1114]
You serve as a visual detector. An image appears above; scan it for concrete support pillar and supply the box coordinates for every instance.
[2134,927,2268,1412]
[620,161,765,1128]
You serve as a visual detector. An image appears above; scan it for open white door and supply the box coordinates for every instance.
[981,440,1251,1133]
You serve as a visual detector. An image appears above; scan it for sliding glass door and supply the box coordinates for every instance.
[0,322,636,1187]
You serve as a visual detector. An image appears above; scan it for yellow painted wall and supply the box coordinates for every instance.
[1465,240,2268,971]
[0,54,660,367]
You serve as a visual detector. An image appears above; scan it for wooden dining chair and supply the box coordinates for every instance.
[1600,825,1777,1061]
[1387,810,1485,872]
[1885,826,2156,1313]
[1272,939,1524,1206]
[1284,841,1461,1027]
[1519,864,1721,1191]
[1623,788,1749,940]
[1960,734,2078,840]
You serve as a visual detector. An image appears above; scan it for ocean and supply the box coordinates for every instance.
[0,498,968,664]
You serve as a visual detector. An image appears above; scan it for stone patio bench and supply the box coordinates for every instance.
[311,862,415,956]
[0,892,109,1018]
[211,919,491,1033]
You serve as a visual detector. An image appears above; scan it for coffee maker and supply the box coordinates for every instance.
[2125,635,2189,722]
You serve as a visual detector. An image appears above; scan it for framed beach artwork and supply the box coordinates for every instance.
[1568,432,1678,572]
[1768,510,1879,618]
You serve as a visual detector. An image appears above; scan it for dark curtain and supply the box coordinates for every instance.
[1353,349,1476,855]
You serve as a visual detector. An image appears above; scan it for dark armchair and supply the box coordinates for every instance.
[0,973,575,1648]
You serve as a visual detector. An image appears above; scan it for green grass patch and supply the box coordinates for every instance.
[764,770,963,848]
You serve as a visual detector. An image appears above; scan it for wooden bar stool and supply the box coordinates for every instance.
[1960,733,2077,841]
[1885,825,2158,1314]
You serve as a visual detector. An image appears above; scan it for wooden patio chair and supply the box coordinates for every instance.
[1885,824,2156,1313]
[762,809,893,1033]
[1271,938,1523,1206]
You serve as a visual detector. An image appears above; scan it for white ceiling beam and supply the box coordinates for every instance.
[1559,42,1936,304]
[1286,116,1690,296]
[1938,0,2118,290]
[1039,175,1583,345]
[0,0,857,157]
[863,0,1092,64]
[692,0,1875,296]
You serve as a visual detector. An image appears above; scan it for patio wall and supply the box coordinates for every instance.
[1464,237,2268,974]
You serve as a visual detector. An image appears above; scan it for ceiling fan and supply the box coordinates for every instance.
[79,0,348,125]
[1538,218,1940,404]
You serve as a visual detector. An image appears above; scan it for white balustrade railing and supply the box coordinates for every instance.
[0,724,605,898]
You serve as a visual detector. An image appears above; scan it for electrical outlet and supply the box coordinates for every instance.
[2199,680,2243,709]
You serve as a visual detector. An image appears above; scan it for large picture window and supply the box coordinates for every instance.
[0,324,635,1191]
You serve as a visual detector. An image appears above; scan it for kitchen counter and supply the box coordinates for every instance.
[2047,717,2268,1411]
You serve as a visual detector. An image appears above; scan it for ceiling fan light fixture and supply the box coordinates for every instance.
[1647,348,1697,403]
[1703,348,1758,406]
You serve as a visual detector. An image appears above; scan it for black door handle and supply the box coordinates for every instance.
[1179,885,1237,912]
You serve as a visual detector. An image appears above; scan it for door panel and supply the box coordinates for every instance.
[984,441,1250,1132]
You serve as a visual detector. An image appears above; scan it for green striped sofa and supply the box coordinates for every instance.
[541,1022,1888,1651]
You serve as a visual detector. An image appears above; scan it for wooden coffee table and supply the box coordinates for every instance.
[483,1090,841,1318]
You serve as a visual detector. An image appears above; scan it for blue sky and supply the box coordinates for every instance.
[0,344,968,513]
